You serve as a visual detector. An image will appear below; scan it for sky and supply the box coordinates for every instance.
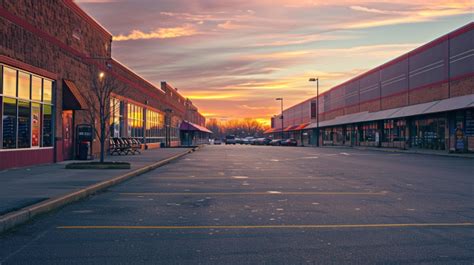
[75,0,473,125]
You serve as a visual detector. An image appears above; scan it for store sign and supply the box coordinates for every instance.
[76,124,94,142]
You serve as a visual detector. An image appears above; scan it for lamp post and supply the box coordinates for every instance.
[309,78,319,147]
[275,98,284,139]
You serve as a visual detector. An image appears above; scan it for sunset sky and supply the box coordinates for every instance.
[76,0,473,125]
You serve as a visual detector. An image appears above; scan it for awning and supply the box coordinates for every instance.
[284,125,300,132]
[263,128,276,134]
[63,80,88,110]
[180,121,213,134]
[294,123,310,131]
[423,94,474,115]
[389,101,437,119]
[305,94,474,129]
[272,127,283,133]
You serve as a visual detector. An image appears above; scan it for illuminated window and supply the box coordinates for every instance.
[2,97,17,149]
[32,76,42,101]
[145,109,165,143]
[18,72,31,100]
[31,103,41,147]
[43,80,52,104]
[3,67,17,97]
[1,64,54,150]
[127,103,144,140]
[109,98,124,138]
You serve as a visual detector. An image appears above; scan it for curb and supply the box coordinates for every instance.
[352,147,474,159]
[315,145,474,159]
[0,148,197,234]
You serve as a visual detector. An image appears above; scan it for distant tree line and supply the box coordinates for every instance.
[206,118,269,139]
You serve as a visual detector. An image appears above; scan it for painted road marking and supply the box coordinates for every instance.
[57,222,474,230]
[119,191,388,196]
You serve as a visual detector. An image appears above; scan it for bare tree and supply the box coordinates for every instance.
[84,66,124,163]
[206,118,269,138]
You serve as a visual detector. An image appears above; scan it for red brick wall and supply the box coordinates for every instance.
[360,100,381,113]
[1,1,111,57]
[381,93,408,110]
[450,75,474,97]
[344,105,360,115]
[0,148,54,169]
[324,109,344,120]
[409,82,449,105]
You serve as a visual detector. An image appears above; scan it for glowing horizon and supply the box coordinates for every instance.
[76,0,472,124]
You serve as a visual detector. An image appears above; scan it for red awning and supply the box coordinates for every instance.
[294,123,310,131]
[180,121,213,134]
[284,125,299,132]
[63,80,88,110]
[263,128,275,134]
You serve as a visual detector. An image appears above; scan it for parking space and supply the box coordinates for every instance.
[1,145,473,264]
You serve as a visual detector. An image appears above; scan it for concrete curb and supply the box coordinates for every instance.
[312,145,473,159]
[0,148,197,234]
[352,147,474,159]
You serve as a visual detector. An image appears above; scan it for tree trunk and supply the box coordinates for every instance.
[100,123,106,163]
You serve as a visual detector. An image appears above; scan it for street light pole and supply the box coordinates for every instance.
[309,78,319,147]
[275,98,284,139]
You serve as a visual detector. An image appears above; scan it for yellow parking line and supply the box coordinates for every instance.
[57,222,474,230]
[119,191,388,196]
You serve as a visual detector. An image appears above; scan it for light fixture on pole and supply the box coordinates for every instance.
[275,98,284,139]
[309,78,319,147]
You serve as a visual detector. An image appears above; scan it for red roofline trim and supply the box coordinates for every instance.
[63,0,112,39]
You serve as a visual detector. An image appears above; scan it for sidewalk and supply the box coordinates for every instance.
[315,145,474,159]
[0,148,193,218]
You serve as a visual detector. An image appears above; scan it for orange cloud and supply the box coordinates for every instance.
[217,20,250,30]
[114,24,198,41]
[346,4,472,29]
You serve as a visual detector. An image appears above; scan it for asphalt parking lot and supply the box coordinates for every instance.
[1,145,473,265]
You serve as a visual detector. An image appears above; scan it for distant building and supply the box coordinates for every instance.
[0,1,210,170]
[265,23,474,153]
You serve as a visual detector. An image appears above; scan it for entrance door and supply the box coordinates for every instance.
[62,110,74,160]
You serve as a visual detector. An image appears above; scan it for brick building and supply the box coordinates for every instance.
[266,23,474,153]
[0,0,210,170]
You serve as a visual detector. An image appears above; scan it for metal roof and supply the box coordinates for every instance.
[306,94,474,129]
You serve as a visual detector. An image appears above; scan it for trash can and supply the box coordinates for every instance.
[160,142,165,148]
[78,141,90,160]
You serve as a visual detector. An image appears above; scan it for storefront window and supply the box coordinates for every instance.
[32,76,42,102]
[17,101,31,148]
[127,103,144,140]
[109,98,123,138]
[31,103,41,147]
[42,105,53,147]
[170,116,181,141]
[383,119,406,142]
[323,128,332,142]
[1,65,54,150]
[43,80,52,104]
[334,127,344,143]
[360,122,378,142]
[18,72,31,100]
[410,116,446,150]
[2,97,17,149]
[146,109,165,143]
[3,67,17,97]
